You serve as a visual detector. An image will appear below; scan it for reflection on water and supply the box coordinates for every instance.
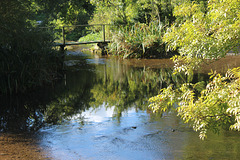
[1,49,240,159]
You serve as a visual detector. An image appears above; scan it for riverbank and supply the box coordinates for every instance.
[0,133,52,160]
[118,54,240,74]
[200,54,240,73]
[74,44,240,74]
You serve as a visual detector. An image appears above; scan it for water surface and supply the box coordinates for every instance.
[1,49,240,160]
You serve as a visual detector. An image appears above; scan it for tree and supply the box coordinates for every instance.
[89,0,176,25]
[32,0,94,40]
[149,0,240,139]
[89,0,137,25]
[34,0,94,25]
[0,0,62,95]
[164,0,240,75]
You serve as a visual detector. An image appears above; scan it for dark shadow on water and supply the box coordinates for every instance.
[0,54,97,133]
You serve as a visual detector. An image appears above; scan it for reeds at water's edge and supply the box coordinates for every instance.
[110,22,177,59]
[0,30,63,95]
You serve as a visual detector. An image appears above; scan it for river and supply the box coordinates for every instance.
[1,48,240,159]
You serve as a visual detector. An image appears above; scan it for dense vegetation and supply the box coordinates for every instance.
[88,0,178,58]
[0,0,63,95]
[35,0,94,40]
[0,0,95,95]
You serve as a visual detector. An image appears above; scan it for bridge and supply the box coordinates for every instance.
[42,24,111,52]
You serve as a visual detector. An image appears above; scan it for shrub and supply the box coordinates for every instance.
[110,22,176,58]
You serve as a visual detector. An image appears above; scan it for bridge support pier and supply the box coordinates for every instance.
[97,42,108,55]
[59,45,66,70]
[60,45,65,52]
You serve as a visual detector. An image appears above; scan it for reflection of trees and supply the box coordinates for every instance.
[0,58,96,132]
[44,70,96,125]
[0,57,208,131]
[88,59,186,120]
[43,58,195,124]
[0,86,64,132]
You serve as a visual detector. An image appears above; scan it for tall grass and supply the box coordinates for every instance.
[110,21,176,58]
[0,29,63,95]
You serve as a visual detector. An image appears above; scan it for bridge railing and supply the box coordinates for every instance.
[40,24,112,45]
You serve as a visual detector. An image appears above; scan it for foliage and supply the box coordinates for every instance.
[89,0,177,25]
[110,22,168,58]
[89,0,137,25]
[149,0,240,139]
[149,68,240,140]
[0,30,62,95]
[0,0,63,95]
[163,0,240,74]
[88,0,182,58]
[33,0,94,41]
[34,0,94,26]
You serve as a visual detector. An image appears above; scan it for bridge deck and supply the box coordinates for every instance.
[55,40,111,46]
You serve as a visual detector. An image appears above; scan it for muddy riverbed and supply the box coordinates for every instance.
[0,133,52,160]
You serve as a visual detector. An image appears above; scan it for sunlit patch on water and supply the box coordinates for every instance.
[38,102,240,160]
[64,60,82,67]
[66,50,87,56]
[86,58,106,65]
[39,106,177,160]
